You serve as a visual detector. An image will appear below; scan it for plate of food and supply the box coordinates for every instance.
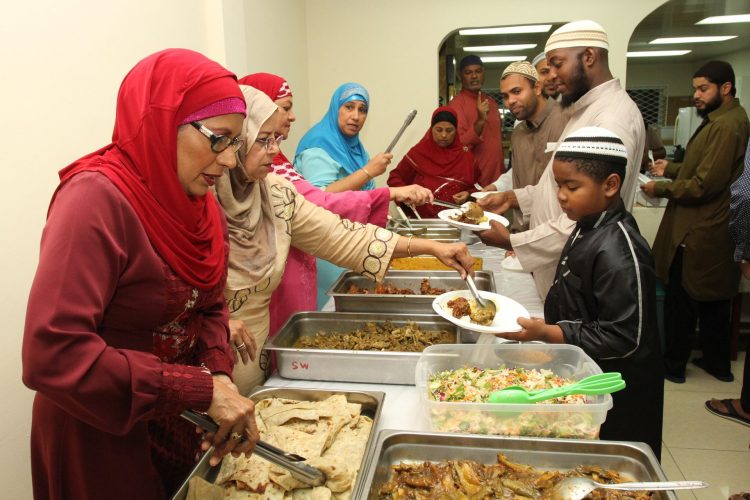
[432,289,530,333]
[437,202,509,231]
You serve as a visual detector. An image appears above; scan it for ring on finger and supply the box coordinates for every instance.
[230,431,242,441]
[237,342,247,351]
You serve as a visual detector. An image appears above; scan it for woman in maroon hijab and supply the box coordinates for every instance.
[388,106,479,218]
[23,49,257,499]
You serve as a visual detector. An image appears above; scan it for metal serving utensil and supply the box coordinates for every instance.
[551,477,708,500]
[465,274,497,318]
[180,409,326,486]
[385,109,417,154]
[394,205,426,235]
[431,199,463,210]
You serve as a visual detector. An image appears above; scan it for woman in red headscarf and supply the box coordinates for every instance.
[236,73,432,337]
[388,106,479,218]
[22,49,257,499]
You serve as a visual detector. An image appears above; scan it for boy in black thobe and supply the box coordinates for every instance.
[495,126,664,459]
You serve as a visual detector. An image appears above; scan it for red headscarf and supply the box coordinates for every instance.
[400,107,476,217]
[238,73,303,182]
[406,106,475,179]
[54,49,245,289]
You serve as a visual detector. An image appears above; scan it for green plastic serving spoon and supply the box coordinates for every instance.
[487,372,625,404]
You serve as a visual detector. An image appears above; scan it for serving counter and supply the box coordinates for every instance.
[264,243,544,432]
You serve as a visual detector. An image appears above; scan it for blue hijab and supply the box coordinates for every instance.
[295,82,374,190]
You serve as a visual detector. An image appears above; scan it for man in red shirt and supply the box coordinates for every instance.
[448,54,504,186]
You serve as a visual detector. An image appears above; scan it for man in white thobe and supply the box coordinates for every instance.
[478,20,645,300]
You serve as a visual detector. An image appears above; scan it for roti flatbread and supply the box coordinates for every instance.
[189,395,371,499]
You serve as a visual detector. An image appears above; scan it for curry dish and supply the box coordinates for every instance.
[347,278,447,295]
[293,321,455,352]
[378,453,652,499]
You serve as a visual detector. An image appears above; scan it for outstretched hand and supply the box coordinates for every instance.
[478,220,511,250]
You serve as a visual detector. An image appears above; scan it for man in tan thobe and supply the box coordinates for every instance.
[493,61,568,232]
[477,20,645,299]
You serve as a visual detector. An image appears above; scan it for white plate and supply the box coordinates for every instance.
[469,191,499,200]
[437,208,509,231]
[432,290,530,334]
[501,255,524,272]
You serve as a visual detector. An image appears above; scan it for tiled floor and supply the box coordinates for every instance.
[661,351,749,499]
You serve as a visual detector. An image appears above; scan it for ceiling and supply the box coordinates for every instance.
[629,0,750,63]
[441,0,750,67]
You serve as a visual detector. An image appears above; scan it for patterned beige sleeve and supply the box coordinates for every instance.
[268,175,399,282]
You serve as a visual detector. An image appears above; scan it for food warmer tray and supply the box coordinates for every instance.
[386,218,453,231]
[264,312,467,385]
[327,270,495,314]
[172,387,385,500]
[357,430,675,500]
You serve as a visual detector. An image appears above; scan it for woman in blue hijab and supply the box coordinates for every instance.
[295,82,392,192]
[295,83,395,308]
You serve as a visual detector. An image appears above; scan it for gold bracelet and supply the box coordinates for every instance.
[407,235,414,258]
[362,166,373,179]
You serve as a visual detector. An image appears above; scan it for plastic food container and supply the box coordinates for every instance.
[414,344,613,439]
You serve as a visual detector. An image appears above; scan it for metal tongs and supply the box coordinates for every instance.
[385,109,417,154]
[431,199,463,210]
[386,110,426,232]
[181,409,326,486]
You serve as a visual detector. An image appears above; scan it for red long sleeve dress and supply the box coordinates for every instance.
[23,172,233,499]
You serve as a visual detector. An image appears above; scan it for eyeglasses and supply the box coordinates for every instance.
[255,135,284,151]
[190,121,245,153]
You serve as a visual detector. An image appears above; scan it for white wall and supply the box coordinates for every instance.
[227,0,311,154]
[304,0,668,187]
[0,1,308,497]
[1,0,665,497]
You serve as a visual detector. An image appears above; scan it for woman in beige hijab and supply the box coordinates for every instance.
[214,86,474,393]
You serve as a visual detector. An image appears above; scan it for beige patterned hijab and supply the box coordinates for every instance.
[215,85,279,290]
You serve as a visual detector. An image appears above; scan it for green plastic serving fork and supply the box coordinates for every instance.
[487,372,625,404]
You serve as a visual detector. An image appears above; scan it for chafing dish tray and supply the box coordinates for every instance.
[358,430,675,500]
[172,387,385,500]
[264,312,465,384]
[386,218,453,231]
[393,227,462,242]
[327,270,495,313]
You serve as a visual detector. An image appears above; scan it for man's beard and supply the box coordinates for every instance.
[696,93,722,117]
[560,56,590,108]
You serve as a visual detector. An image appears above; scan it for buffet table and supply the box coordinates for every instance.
[264,243,544,433]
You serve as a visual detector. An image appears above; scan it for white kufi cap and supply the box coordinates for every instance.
[555,126,627,166]
[545,20,609,53]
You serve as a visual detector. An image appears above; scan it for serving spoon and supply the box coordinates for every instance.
[551,477,708,500]
[465,274,497,318]
[488,372,624,404]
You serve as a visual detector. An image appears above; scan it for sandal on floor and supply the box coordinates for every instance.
[705,399,750,427]
[692,357,734,382]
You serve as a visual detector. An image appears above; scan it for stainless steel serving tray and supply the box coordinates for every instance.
[386,218,453,231]
[265,312,466,384]
[327,270,496,313]
[393,227,461,242]
[358,430,675,500]
[172,387,385,500]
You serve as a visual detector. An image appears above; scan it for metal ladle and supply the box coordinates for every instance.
[551,477,707,500]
